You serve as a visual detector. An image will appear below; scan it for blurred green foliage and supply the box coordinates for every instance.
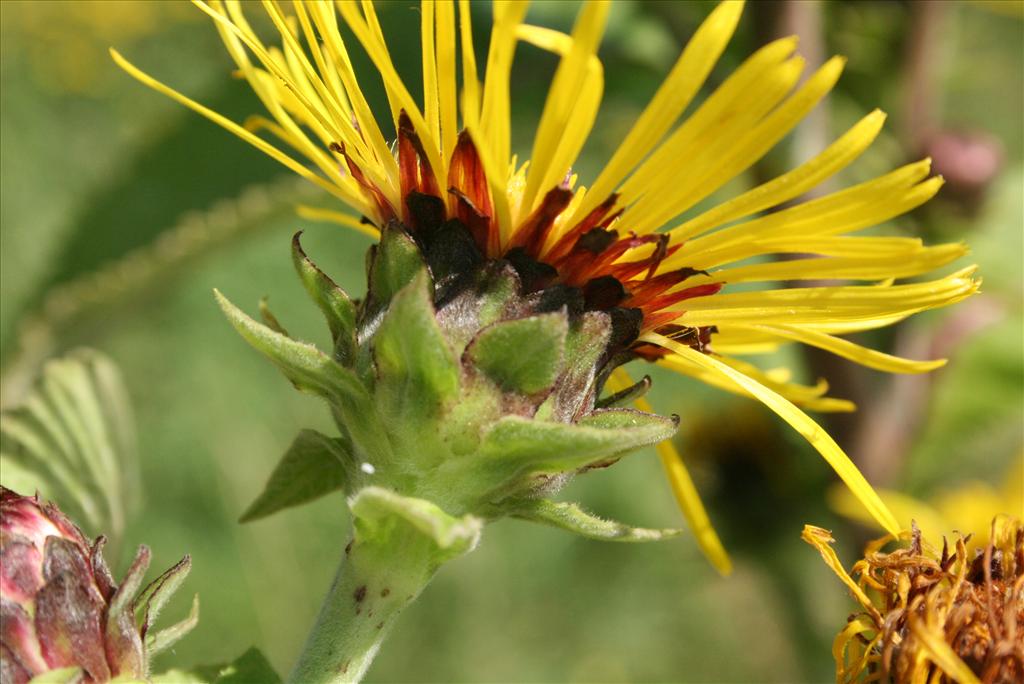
[1,1,1021,682]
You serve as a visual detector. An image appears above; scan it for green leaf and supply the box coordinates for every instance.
[291,232,357,364]
[239,429,354,522]
[366,222,426,311]
[477,409,678,491]
[186,647,281,684]
[350,486,482,565]
[215,289,393,464]
[509,499,682,542]
[257,297,289,337]
[466,312,568,395]
[0,349,139,543]
[372,270,460,422]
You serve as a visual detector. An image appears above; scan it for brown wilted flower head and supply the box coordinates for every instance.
[803,517,1023,684]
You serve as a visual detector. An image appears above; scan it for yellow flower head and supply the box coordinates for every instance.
[112,1,978,574]
[804,519,1024,684]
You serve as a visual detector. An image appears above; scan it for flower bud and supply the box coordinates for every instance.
[0,487,195,684]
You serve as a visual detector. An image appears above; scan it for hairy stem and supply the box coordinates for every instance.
[288,534,434,684]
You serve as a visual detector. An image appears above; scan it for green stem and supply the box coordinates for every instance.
[288,534,434,683]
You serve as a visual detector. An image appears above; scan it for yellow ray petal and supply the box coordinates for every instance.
[622,53,806,233]
[421,0,440,145]
[749,325,947,374]
[609,368,732,575]
[691,242,967,285]
[658,353,857,413]
[671,109,888,241]
[295,205,381,239]
[802,525,883,621]
[435,0,458,164]
[480,1,529,173]
[630,56,847,235]
[647,333,900,536]
[671,268,979,327]
[826,485,947,542]
[666,159,936,267]
[110,48,353,206]
[458,0,481,131]
[616,36,799,209]
[520,1,610,217]
[570,0,743,223]
[338,0,445,178]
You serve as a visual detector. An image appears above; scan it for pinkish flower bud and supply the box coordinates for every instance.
[1,487,195,684]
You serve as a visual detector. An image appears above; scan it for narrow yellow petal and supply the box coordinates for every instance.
[691,242,967,285]
[521,1,610,217]
[630,55,847,235]
[480,1,529,172]
[666,159,936,268]
[295,205,381,239]
[647,334,901,536]
[110,48,352,205]
[658,352,857,413]
[610,368,733,575]
[802,525,883,622]
[570,0,743,223]
[436,0,458,164]
[458,0,481,131]
[422,0,440,144]
[338,0,445,177]
[672,109,887,241]
[826,485,947,542]
[751,325,948,374]
[617,36,800,214]
[672,268,979,327]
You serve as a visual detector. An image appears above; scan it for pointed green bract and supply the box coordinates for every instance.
[596,374,652,408]
[479,409,677,474]
[466,312,568,395]
[366,222,427,312]
[509,499,682,542]
[214,289,393,465]
[373,271,461,427]
[240,430,355,523]
[292,232,357,364]
[146,594,200,657]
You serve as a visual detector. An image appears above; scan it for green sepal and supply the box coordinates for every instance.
[350,486,482,567]
[258,297,289,337]
[215,290,393,464]
[239,429,355,523]
[134,555,192,632]
[146,594,200,657]
[364,222,427,321]
[476,409,678,494]
[538,311,609,421]
[372,271,461,430]
[508,499,682,542]
[596,374,652,409]
[291,232,357,364]
[175,647,281,684]
[465,312,568,396]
